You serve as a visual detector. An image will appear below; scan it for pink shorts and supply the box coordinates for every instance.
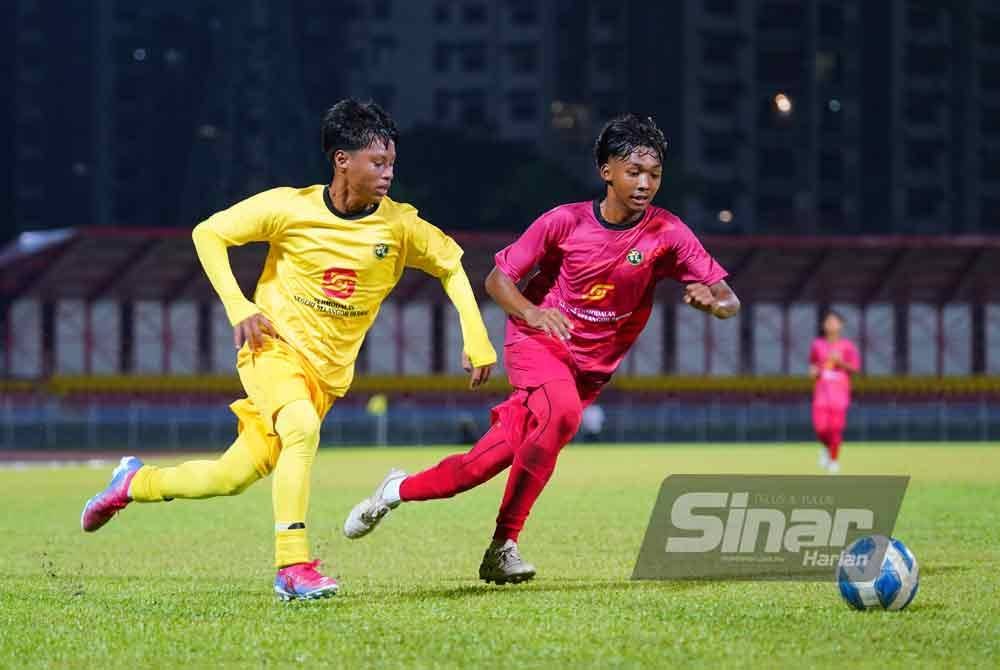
[503,333,607,407]
[490,333,606,448]
[812,404,848,432]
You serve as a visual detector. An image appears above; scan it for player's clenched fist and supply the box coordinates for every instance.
[683,282,717,314]
[523,305,574,340]
[234,312,278,352]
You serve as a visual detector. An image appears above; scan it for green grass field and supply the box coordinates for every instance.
[2,443,999,669]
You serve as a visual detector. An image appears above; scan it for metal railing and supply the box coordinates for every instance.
[2,395,999,451]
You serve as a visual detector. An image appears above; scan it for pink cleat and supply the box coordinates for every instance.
[80,456,143,532]
[274,560,340,601]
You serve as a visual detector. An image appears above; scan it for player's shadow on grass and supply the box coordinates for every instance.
[394,578,712,602]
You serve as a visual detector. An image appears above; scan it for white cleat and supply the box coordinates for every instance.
[827,460,841,474]
[343,468,407,539]
[818,449,830,470]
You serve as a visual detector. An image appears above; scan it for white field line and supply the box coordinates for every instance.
[0,458,110,470]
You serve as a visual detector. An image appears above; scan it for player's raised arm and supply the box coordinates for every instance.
[192,188,288,351]
[403,216,497,389]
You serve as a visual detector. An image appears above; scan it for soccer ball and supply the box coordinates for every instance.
[837,535,919,611]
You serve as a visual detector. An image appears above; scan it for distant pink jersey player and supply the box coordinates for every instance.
[809,310,861,472]
[343,114,741,584]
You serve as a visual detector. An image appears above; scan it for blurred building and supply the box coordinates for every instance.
[336,1,685,192]
[8,0,344,237]
[338,0,557,144]
[676,0,865,234]
[11,0,100,232]
[5,0,999,239]
[342,0,1000,234]
[862,0,1000,235]
[662,0,1000,234]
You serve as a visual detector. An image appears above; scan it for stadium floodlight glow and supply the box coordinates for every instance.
[718,209,734,224]
[774,93,793,114]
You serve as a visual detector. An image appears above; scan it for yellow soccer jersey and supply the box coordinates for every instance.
[192,185,496,396]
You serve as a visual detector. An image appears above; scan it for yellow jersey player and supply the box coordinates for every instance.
[80,100,497,601]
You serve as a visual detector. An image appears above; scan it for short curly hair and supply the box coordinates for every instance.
[320,99,399,163]
[593,113,668,167]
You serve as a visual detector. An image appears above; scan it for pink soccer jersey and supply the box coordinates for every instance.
[810,337,861,408]
[494,200,728,378]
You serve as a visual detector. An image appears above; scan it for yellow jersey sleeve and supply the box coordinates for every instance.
[441,266,498,367]
[402,215,464,277]
[199,187,291,245]
[192,188,292,326]
[402,215,496,368]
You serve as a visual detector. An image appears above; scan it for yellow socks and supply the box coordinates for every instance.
[129,436,260,502]
[271,400,321,567]
[127,398,322,569]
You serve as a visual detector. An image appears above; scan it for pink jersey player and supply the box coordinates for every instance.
[810,310,861,473]
[496,199,729,391]
[344,114,740,584]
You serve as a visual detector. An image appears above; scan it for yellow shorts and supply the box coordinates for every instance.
[230,337,334,476]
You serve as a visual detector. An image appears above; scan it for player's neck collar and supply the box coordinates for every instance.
[324,185,379,220]
[592,198,645,231]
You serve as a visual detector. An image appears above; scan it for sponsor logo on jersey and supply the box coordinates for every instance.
[374,243,389,259]
[294,295,370,318]
[583,283,615,301]
[559,300,632,324]
[626,249,643,265]
[322,267,358,299]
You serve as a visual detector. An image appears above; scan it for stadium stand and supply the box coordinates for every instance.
[2,228,1000,447]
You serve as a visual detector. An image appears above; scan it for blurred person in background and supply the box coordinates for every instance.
[581,403,606,442]
[809,310,861,474]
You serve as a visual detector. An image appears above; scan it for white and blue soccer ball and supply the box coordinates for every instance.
[837,535,919,611]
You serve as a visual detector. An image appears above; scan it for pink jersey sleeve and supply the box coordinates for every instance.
[494,208,566,283]
[844,340,861,373]
[657,219,728,285]
[809,339,823,366]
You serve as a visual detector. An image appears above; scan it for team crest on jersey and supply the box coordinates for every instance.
[374,243,389,259]
[626,249,643,265]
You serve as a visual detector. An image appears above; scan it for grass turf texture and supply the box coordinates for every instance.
[1,443,998,669]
